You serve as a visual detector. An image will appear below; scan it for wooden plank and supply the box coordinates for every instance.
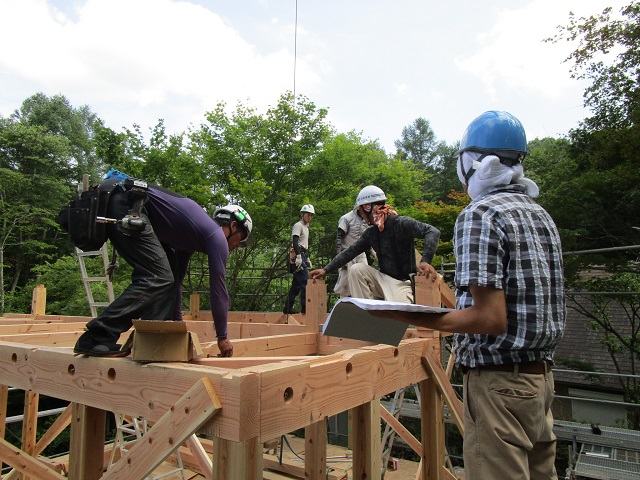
[0,331,83,346]
[305,419,327,480]
[200,332,318,358]
[380,404,422,454]
[68,403,106,480]
[351,400,381,478]
[239,323,307,338]
[102,377,222,480]
[0,323,87,335]
[212,437,262,480]
[0,438,65,480]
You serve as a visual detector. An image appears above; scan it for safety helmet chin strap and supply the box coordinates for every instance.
[459,152,489,185]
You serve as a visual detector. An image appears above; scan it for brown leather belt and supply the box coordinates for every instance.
[463,360,551,375]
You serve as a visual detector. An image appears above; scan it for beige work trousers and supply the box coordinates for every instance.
[463,367,558,480]
[347,263,413,303]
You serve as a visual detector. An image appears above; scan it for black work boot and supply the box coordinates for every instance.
[282,300,299,314]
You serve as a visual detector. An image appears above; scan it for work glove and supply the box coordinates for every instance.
[295,254,302,267]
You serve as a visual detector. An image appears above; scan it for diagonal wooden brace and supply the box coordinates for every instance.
[3,404,73,480]
[0,437,65,480]
[102,377,222,480]
[421,345,464,435]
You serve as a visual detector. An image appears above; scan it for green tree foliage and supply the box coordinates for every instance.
[0,118,73,313]
[395,117,461,202]
[547,1,640,265]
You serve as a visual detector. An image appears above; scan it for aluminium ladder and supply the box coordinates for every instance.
[75,244,115,317]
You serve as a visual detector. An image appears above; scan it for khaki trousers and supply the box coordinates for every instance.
[463,367,558,480]
[347,263,413,303]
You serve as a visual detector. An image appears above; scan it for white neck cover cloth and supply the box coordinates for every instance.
[457,151,539,200]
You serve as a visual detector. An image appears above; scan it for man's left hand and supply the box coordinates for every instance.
[417,262,438,282]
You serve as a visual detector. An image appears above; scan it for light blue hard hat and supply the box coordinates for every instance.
[459,111,528,161]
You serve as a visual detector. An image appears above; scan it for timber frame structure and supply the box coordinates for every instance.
[0,276,463,480]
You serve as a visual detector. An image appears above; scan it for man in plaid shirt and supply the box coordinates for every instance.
[386,111,565,479]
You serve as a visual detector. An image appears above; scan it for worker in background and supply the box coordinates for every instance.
[283,204,314,314]
[378,111,565,479]
[310,186,440,303]
[74,170,252,358]
[333,203,371,298]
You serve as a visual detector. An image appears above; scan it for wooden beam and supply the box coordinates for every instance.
[68,403,106,480]
[305,419,327,479]
[102,377,222,480]
[0,438,65,480]
[351,400,381,477]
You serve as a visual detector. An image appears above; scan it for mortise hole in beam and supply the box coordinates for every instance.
[68,364,75,376]
[283,387,294,404]
[11,353,17,363]
[393,348,399,358]
[107,368,116,382]
[346,362,353,378]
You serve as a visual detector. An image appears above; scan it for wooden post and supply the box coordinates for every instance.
[419,376,444,480]
[68,403,106,480]
[351,400,381,477]
[30,285,46,318]
[302,279,326,332]
[0,384,7,473]
[305,419,327,479]
[21,391,39,480]
[190,291,201,320]
[212,437,262,480]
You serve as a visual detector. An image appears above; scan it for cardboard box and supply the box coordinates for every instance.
[126,320,203,362]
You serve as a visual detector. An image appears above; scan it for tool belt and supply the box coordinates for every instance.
[58,181,119,251]
[58,178,148,251]
[288,247,308,273]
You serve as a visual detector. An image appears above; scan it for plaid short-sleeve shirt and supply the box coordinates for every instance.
[453,185,565,367]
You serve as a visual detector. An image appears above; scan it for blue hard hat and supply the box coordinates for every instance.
[459,111,528,159]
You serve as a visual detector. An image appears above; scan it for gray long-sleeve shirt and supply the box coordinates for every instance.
[323,215,440,281]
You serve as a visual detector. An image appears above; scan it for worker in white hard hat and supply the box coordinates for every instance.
[310,186,440,303]
[283,204,315,314]
[333,203,371,298]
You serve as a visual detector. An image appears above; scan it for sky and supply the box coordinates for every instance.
[0,0,629,153]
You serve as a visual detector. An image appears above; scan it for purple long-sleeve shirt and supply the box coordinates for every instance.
[144,185,230,338]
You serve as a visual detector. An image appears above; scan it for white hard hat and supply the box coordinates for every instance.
[355,185,387,206]
[213,204,253,247]
[300,204,315,214]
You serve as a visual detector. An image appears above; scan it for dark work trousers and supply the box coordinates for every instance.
[84,190,176,345]
[285,253,309,313]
